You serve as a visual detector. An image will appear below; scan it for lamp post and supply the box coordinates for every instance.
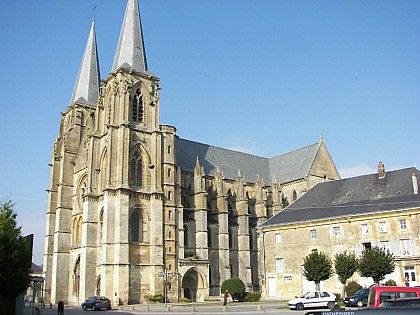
[158,269,177,308]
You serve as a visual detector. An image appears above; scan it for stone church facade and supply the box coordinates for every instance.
[43,0,340,306]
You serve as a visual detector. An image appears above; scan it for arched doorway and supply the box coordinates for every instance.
[181,268,207,302]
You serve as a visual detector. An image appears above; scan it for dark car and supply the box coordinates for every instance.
[81,296,111,311]
[379,297,420,308]
[343,288,369,307]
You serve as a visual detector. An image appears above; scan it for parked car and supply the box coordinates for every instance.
[379,297,420,308]
[81,296,111,311]
[368,286,420,308]
[24,295,33,303]
[343,288,370,307]
[287,291,336,310]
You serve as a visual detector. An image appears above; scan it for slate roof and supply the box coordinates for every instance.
[269,143,319,184]
[31,262,43,273]
[175,137,322,185]
[112,0,148,73]
[70,20,100,106]
[260,167,420,228]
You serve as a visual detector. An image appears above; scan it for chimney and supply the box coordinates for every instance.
[378,162,385,178]
[413,173,418,195]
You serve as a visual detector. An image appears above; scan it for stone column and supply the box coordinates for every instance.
[235,172,252,290]
[79,196,99,301]
[194,160,208,260]
[215,167,230,284]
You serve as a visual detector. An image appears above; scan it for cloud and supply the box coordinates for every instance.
[338,164,376,179]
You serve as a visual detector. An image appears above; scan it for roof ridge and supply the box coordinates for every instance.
[177,137,268,160]
[269,142,319,159]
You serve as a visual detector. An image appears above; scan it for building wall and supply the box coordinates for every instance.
[43,58,340,307]
[260,209,420,299]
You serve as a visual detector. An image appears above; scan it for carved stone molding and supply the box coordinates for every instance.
[179,259,210,267]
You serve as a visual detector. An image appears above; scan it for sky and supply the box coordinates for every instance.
[0,0,419,265]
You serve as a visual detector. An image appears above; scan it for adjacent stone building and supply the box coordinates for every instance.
[258,164,420,299]
[42,0,340,306]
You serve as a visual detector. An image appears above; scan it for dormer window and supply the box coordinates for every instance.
[131,88,143,123]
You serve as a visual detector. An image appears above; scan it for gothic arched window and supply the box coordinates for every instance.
[131,88,143,123]
[130,152,143,187]
[130,209,143,242]
[292,189,297,202]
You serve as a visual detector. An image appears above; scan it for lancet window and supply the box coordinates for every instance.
[131,88,144,123]
[130,152,143,187]
[130,209,143,243]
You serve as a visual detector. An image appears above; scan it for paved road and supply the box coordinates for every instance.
[22,301,350,315]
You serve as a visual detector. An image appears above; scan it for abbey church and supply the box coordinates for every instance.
[43,0,340,306]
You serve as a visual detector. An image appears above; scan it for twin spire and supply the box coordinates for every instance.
[70,0,147,106]
[69,19,100,105]
[112,0,148,73]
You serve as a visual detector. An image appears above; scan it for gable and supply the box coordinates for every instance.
[308,141,340,180]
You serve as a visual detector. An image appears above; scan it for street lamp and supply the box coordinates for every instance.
[158,269,177,308]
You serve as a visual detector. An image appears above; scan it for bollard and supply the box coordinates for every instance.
[166,305,171,311]
[223,305,228,311]
[257,304,262,311]
[146,306,150,312]
[50,303,52,309]
[191,306,196,312]
[132,306,135,311]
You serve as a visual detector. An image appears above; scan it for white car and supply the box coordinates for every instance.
[288,291,337,310]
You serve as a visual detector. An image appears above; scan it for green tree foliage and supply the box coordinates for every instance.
[334,251,358,297]
[0,200,32,314]
[221,278,245,301]
[303,251,333,291]
[384,279,397,286]
[345,280,362,297]
[358,246,395,284]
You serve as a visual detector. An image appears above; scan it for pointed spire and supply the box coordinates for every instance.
[112,0,148,73]
[70,20,101,106]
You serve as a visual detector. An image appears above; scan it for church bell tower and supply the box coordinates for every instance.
[44,0,178,305]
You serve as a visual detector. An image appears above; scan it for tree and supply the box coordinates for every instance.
[221,278,245,302]
[358,246,395,284]
[0,200,32,315]
[303,251,333,291]
[334,251,358,297]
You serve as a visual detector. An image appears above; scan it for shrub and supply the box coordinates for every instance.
[345,281,362,297]
[221,278,246,302]
[242,292,261,302]
[144,293,164,302]
[334,293,342,300]
[179,297,191,303]
[385,279,397,286]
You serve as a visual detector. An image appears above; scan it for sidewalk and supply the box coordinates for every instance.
[115,300,285,314]
[23,300,286,314]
